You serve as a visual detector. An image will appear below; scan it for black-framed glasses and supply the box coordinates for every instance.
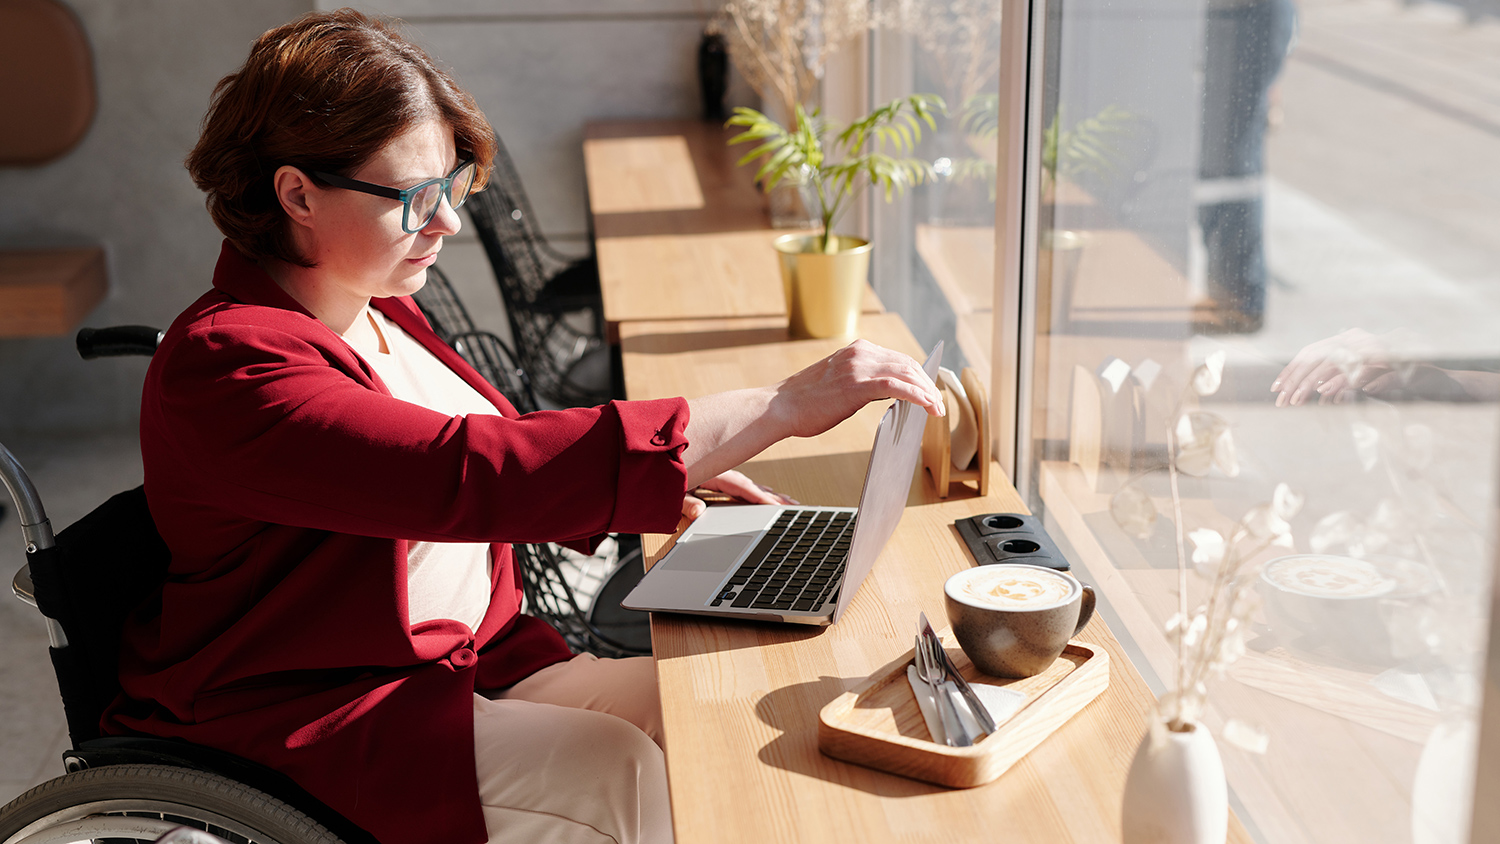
[311,153,477,233]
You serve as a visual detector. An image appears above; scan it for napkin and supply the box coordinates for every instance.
[907,664,1027,744]
[938,367,979,470]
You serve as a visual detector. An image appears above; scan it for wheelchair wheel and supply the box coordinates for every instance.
[0,764,346,844]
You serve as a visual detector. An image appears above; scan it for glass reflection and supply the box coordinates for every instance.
[1026,0,1500,841]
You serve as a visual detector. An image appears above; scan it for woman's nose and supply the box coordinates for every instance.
[423,195,462,236]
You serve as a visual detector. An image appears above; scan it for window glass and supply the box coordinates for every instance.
[1024,0,1500,841]
[869,2,1005,385]
[869,0,1500,838]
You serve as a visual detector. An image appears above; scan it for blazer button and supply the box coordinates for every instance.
[450,647,477,668]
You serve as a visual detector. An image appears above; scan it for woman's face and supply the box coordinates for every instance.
[302,119,462,303]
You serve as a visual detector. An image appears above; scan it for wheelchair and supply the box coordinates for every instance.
[0,326,374,844]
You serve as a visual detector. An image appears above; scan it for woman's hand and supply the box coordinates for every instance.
[1272,328,1392,406]
[769,339,945,439]
[681,470,798,522]
[682,339,944,490]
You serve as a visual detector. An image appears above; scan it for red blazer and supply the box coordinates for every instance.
[104,242,689,844]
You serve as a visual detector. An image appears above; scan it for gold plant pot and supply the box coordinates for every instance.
[773,234,872,340]
[1035,228,1090,334]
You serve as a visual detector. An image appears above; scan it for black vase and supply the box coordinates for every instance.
[698,31,729,120]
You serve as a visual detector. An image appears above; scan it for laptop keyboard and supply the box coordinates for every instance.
[710,509,854,613]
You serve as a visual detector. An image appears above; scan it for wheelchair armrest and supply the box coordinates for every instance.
[13,563,36,607]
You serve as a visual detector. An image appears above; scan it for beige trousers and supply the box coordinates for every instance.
[474,654,673,844]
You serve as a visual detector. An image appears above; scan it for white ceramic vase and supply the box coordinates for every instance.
[1411,717,1478,844]
[1121,720,1228,844]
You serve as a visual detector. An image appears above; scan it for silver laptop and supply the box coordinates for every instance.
[622,343,942,626]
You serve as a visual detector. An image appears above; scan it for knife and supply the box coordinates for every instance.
[914,632,968,746]
[918,611,998,737]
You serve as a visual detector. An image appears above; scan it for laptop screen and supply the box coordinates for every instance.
[832,342,943,622]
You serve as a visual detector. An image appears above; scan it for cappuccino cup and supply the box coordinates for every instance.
[944,564,1096,678]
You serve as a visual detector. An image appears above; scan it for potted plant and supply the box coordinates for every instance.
[725,94,943,338]
[1034,104,1138,331]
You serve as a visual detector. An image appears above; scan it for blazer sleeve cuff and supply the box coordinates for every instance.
[610,397,690,533]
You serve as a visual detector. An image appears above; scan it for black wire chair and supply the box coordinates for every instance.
[466,134,613,408]
[413,267,649,657]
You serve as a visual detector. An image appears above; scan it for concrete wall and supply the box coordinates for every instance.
[0,0,751,434]
[0,1,312,434]
[346,1,755,347]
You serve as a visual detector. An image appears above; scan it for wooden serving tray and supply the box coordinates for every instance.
[817,632,1109,788]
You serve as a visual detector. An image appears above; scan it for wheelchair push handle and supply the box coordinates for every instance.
[76,325,163,360]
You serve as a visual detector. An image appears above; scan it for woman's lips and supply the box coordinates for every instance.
[409,252,438,267]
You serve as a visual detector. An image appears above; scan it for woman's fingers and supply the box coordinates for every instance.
[700,470,777,504]
[698,470,802,506]
[777,341,945,439]
[832,341,944,411]
[1274,328,1392,407]
[1273,340,1338,401]
[681,494,707,522]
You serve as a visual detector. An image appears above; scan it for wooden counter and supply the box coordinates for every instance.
[584,120,880,336]
[591,118,1250,844]
[618,313,1251,844]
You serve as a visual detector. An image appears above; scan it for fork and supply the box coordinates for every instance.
[914,633,971,747]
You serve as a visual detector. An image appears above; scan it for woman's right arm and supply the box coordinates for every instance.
[679,339,944,490]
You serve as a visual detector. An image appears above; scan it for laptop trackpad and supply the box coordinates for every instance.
[660,533,757,573]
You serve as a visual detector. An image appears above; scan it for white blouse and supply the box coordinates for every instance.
[346,305,498,633]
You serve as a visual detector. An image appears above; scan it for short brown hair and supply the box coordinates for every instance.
[186,8,496,267]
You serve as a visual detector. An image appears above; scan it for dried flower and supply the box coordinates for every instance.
[1272,482,1304,521]
[1175,412,1238,477]
[875,0,1002,105]
[1223,719,1270,754]
[1242,503,1291,543]
[710,0,873,121]
[1188,528,1225,577]
[1191,350,1227,397]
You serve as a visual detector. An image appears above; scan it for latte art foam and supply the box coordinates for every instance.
[1264,556,1397,599]
[957,567,1074,608]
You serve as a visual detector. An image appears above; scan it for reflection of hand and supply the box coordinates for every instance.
[771,339,944,438]
[681,470,798,522]
[1272,328,1391,406]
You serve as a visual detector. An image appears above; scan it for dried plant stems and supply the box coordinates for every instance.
[1166,423,1190,731]
[710,0,873,120]
[876,0,1003,106]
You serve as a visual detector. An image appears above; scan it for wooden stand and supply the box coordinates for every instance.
[922,367,991,498]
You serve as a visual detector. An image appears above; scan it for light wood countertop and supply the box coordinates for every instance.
[585,120,880,332]
[618,313,1252,844]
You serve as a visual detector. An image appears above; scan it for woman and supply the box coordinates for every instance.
[102,9,941,844]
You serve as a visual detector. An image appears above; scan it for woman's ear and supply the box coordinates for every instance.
[272,165,318,229]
